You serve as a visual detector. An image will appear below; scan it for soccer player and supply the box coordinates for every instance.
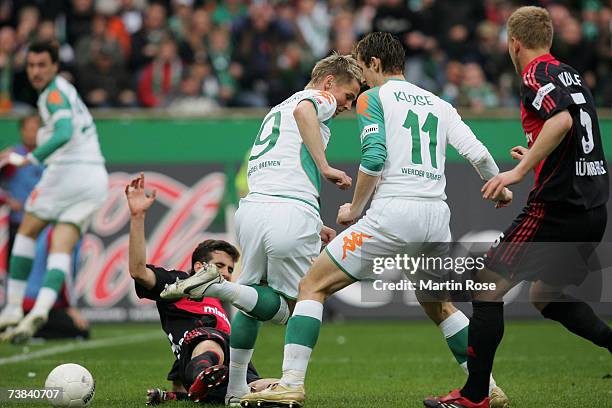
[0,41,108,343]
[125,173,268,404]
[240,32,511,408]
[425,6,611,408]
[159,54,362,405]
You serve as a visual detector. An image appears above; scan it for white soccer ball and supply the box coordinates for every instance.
[44,363,95,407]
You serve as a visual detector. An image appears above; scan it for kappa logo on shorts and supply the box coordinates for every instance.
[29,189,39,204]
[342,232,373,259]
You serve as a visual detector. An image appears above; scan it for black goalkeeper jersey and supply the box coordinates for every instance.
[519,53,608,209]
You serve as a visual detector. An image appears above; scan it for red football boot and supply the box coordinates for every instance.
[188,364,228,403]
[423,389,490,408]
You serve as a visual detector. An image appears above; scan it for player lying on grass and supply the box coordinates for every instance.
[0,41,108,344]
[425,7,611,408]
[239,32,512,408]
[125,173,277,404]
[160,54,362,406]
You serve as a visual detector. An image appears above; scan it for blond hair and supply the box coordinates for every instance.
[507,6,553,49]
[308,53,363,86]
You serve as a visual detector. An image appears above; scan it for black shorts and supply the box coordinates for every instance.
[169,327,260,403]
[484,202,607,286]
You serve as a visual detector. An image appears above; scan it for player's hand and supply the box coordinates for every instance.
[125,172,157,217]
[337,203,358,226]
[320,225,337,244]
[0,150,27,169]
[322,165,352,190]
[482,169,524,201]
[494,187,513,208]
[510,146,528,161]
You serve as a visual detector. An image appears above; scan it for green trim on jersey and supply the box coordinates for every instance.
[302,97,319,116]
[357,86,387,173]
[300,143,321,193]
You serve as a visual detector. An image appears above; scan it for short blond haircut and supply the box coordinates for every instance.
[309,53,363,86]
[507,6,553,49]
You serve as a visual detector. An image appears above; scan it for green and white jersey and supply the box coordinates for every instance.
[245,89,337,212]
[357,79,498,201]
[35,76,104,165]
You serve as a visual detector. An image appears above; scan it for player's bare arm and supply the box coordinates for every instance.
[482,110,572,200]
[293,100,352,190]
[126,172,158,290]
[337,171,379,226]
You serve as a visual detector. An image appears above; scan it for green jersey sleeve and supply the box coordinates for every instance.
[357,87,387,176]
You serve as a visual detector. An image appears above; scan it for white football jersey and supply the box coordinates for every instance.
[357,79,497,201]
[36,75,105,165]
[245,89,337,212]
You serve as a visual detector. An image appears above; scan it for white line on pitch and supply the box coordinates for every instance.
[0,330,161,366]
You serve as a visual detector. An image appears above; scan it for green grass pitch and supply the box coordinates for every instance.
[0,320,610,407]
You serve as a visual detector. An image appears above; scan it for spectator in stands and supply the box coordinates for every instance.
[553,17,598,89]
[180,7,212,64]
[458,62,498,112]
[168,0,193,42]
[77,44,136,108]
[440,60,463,106]
[119,0,146,35]
[11,6,40,107]
[231,1,294,106]
[36,20,76,69]
[353,0,380,37]
[167,67,219,114]
[66,0,95,46]
[0,115,42,253]
[130,1,167,72]
[296,0,330,59]
[138,34,183,108]
[212,0,247,27]
[74,13,124,69]
[208,27,238,106]
[0,26,16,112]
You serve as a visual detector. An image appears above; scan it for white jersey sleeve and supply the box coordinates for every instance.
[301,90,336,123]
[446,106,499,181]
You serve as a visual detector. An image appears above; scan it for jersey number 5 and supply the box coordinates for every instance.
[403,110,439,168]
[250,111,281,160]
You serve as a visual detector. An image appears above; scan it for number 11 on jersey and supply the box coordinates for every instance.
[403,110,439,168]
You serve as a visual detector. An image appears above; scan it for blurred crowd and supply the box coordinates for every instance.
[0,0,610,113]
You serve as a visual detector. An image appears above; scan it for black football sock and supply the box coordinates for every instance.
[461,301,504,403]
[541,296,612,352]
[184,350,221,387]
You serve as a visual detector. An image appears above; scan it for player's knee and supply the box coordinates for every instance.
[191,340,224,361]
[49,223,81,253]
[419,301,455,324]
[297,276,328,302]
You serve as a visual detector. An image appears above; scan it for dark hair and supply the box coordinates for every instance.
[354,32,405,74]
[19,114,39,129]
[28,40,59,63]
[191,239,240,270]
